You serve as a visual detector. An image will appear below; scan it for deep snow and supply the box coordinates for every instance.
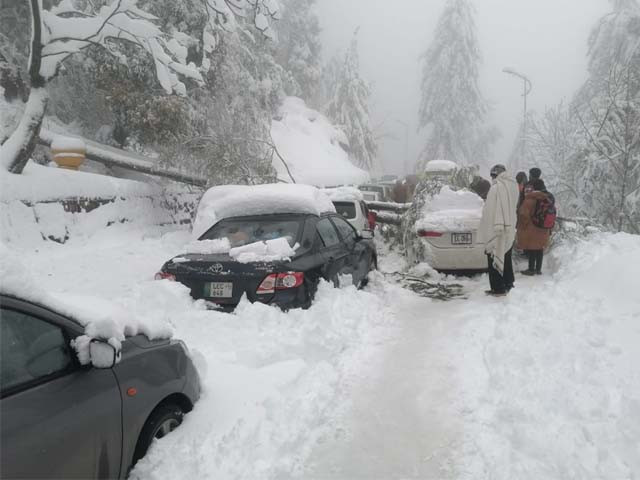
[2,205,640,478]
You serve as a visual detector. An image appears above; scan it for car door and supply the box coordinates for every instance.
[1,300,123,479]
[315,217,348,283]
[330,215,369,284]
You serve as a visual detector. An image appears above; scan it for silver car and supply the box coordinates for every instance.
[0,294,200,479]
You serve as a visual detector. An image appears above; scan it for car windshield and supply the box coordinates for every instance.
[200,217,303,248]
[333,201,357,220]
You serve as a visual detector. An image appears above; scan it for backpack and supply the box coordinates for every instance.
[532,192,557,229]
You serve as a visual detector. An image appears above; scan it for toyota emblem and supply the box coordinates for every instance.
[211,263,224,273]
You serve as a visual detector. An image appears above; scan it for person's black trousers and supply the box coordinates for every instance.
[487,248,514,294]
[527,249,544,273]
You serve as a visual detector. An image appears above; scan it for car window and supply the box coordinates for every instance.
[1,309,72,393]
[331,216,358,242]
[333,202,357,220]
[201,218,303,248]
[316,218,341,247]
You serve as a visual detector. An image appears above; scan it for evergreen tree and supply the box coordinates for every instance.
[275,0,322,102]
[326,31,377,170]
[417,0,495,169]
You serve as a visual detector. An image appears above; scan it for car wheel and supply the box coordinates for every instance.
[132,403,185,467]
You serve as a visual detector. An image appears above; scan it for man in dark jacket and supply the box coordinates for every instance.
[525,167,542,194]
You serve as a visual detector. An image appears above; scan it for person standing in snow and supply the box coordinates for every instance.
[479,164,520,296]
[525,167,542,194]
[517,179,553,275]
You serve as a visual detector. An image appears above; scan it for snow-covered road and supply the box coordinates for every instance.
[13,223,640,479]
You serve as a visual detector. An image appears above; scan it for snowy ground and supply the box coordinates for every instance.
[7,220,640,479]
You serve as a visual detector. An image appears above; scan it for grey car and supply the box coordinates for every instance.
[0,294,200,479]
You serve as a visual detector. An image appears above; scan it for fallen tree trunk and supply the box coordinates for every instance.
[38,130,208,187]
[366,201,411,214]
[375,211,403,226]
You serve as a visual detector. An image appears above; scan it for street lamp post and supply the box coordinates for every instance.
[395,119,410,177]
[503,67,532,172]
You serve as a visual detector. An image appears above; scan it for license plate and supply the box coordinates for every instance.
[205,282,233,298]
[452,233,472,245]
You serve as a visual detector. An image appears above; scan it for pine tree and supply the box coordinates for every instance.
[275,0,322,102]
[417,0,495,169]
[326,31,377,170]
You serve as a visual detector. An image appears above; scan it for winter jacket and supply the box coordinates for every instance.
[517,191,552,251]
[478,172,519,275]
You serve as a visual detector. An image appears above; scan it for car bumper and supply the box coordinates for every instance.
[427,244,488,271]
[204,285,311,312]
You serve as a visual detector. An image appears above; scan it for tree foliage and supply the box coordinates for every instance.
[417,0,496,169]
[325,31,377,170]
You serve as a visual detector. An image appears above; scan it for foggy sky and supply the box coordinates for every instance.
[315,0,610,177]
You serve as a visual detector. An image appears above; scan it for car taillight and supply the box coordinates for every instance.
[257,272,304,294]
[154,271,176,281]
[418,230,443,238]
[367,211,377,230]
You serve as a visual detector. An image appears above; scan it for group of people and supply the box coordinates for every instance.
[478,165,555,297]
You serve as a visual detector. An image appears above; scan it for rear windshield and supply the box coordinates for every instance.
[333,201,357,220]
[200,217,303,248]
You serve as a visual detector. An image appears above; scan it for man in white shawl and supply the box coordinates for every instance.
[478,164,519,296]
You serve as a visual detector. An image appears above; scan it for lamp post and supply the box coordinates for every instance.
[503,67,532,172]
[395,119,410,176]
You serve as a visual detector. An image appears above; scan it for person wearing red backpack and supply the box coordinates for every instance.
[517,179,556,275]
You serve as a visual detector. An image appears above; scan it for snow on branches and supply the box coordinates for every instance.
[417,0,495,169]
[40,0,203,95]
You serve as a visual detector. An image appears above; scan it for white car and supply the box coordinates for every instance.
[405,185,487,271]
[322,187,374,233]
[360,190,381,202]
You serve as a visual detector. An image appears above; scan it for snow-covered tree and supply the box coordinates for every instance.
[0,0,281,175]
[523,105,584,211]
[571,0,640,233]
[417,0,495,169]
[326,31,377,170]
[275,0,322,102]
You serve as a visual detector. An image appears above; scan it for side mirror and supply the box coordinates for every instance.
[89,339,121,368]
[358,230,374,240]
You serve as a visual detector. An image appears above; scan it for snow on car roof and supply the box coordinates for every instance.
[0,243,173,362]
[192,184,336,240]
[424,159,458,172]
[321,186,364,202]
[415,186,484,233]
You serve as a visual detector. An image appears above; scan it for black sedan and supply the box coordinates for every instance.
[156,212,377,310]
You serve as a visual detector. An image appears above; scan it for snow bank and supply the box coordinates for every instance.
[322,186,364,202]
[424,159,457,172]
[552,232,640,312]
[229,238,299,264]
[445,232,640,478]
[129,276,395,480]
[271,97,370,187]
[192,183,336,240]
[0,161,160,203]
[415,186,484,232]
